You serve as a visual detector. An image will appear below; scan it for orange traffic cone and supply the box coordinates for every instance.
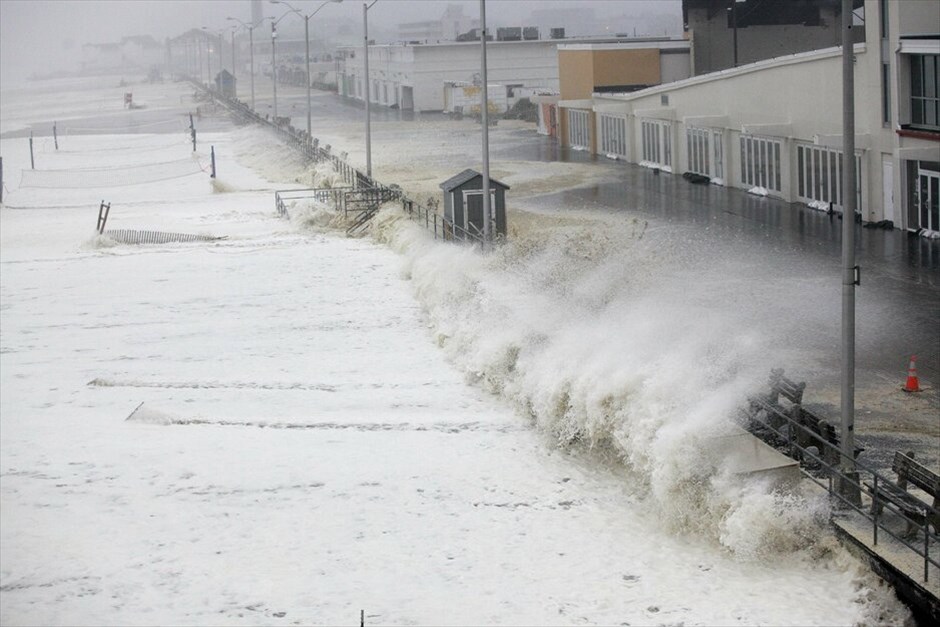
[903,355,920,393]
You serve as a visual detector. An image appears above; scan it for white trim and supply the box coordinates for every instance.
[460,189,497,231]
[683,115,729,127]
[559,99,595,109]
[898,39,940,55]
[812,134,873,150]
[635,107,675,120]
[741,123,791,137]
[594,43,867,101]
[558,40,690,52]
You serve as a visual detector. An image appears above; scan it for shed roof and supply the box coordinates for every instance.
[439,169,510,192]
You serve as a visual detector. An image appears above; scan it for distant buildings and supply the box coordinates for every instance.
[338,35,687,114]
[397,4,478,43]
[81,35,164,72]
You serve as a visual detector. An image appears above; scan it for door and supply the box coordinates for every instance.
[465,192,484,234]
[401,86,414,111]
[882,155,894,224]
[918,167,940,232]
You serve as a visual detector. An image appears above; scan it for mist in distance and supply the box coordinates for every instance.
[0,0,681,86]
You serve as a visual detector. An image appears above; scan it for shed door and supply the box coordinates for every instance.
[462,190,496,236]
[465,193,484,234]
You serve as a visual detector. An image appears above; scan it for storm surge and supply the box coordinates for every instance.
[372,208,847,560]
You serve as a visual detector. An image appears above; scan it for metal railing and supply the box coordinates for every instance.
[274,187,350,219]
[191,78,489,247]
[401,198,485,248]
[745,397,939,583]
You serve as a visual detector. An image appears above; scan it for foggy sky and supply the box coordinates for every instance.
[0,0,681,85]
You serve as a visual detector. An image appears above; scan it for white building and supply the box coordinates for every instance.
[338,36,673,114]
[82,35,164,73]
[397,4,478,43]
[572,0,938,233]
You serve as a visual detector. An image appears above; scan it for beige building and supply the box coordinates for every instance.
[556,40,692,154]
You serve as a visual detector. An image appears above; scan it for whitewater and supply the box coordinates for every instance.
[0,77,912,625]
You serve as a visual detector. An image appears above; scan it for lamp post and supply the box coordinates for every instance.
[839,0,860,503]
[231,27,237,96]
[201,27,211,87]
[363,0,379,178]
[228,17,258,110]
[479,0,491,244]
[271,1,344,141]
[272,20,278,120]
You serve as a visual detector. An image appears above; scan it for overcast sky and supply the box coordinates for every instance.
[0,0,681,85]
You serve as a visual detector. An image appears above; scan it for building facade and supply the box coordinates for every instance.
[556,40,692,153]
[337,36,664,114]
[683,0,865,75]
[560,0,938,233]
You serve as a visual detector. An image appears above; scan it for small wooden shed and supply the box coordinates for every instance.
[439,169,509,238]
[214,70,236,98]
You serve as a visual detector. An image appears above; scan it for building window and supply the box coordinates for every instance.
[911,54,939,130]
[797,143,862,210]
[641,119,672,169]
[879,0,891,125]
[686,127,723,182]
[598,114,627,158]
[568,109,590,150]
[739,135,781,192]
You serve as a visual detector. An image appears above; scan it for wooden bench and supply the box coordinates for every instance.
[868,451,940,537]
[766,368,806,406]
[751,369,862,468]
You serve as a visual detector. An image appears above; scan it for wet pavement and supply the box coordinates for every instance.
[221,86,940,449]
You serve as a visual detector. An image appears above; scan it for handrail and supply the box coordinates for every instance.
[190,77,489,248]
[746,398,938,582]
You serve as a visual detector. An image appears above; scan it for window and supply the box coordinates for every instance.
[686,127,723,181]
[879,0,891,125]
[911,54,939,130]
[568,109,590,150]
[797,144,862,210]
[598,114,627,158]
[739,135,782,192]
[641,119,672,169]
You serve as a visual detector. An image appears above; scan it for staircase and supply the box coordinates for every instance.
[344,186,401,236]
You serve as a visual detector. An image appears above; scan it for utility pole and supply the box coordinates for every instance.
[839,0,860,503]
[231,28,236,97]
[363,1,376,177]
[480,0,491,245]
[228,17,258,109]
[272,21,278,121]
[305,14,311,138]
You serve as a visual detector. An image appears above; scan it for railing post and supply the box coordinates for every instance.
[925,518,930,582]
[872,475,878,546]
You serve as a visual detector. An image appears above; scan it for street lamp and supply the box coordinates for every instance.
[479,0,491,244]
[201,27,211,88]
[230,26,237,96]
[272,19,279,120]
[268,10,296,123]
[363,0,379,178]
[270,0,344,141]
[228,17,262,109]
